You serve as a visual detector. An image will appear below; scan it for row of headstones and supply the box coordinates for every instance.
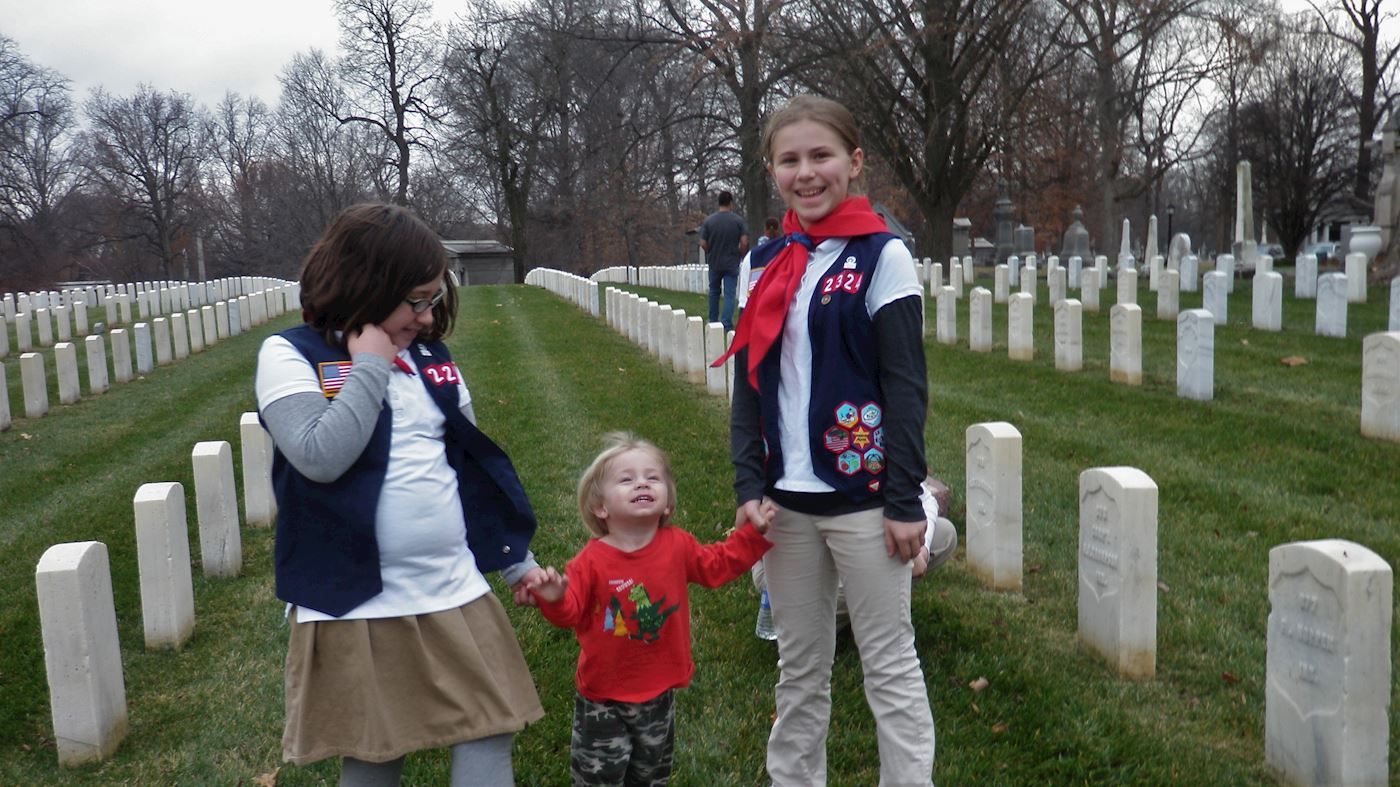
[0,282,299,431]
[33,412,277,766]
[926,252,1400,336]
[602,286,737,400]
[2,276,282,351]
[636,264,706,294]
[590,266,637,285]
[931,281,1400,442]
[962,421,1392,787]
[522,268,600,317]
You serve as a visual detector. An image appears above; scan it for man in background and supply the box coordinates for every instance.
[698,191,748,332]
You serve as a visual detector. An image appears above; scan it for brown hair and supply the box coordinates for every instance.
[297,203,457,349]
[576,432,678,537]
[761,94,861,163]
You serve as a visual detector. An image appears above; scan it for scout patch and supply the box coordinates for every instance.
[835,402,859,429]
[851,425,872,451]
[317,361,353,397]
[823,426,850,453]
[837,450,862,476]
[820,271,863,296]
[423,362,461,386]
[860,402,882,427]
[873,426,885,450]
[863,448,885,474]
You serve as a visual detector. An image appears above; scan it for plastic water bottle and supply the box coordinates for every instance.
[755,589,777,640]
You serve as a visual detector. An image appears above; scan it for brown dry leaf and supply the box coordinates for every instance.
[252,767,280,787]
[1280,356,1308,367]
[1221,671,1240,684]
[969,676,989,692]
[991,722,1009,735]
[970,702,981,715]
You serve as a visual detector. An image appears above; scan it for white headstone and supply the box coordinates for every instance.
[950,262,964,298]
[0,314,8,358]
[937,286,957,346]
[170,313,189,360]
[1315,273,1348,338]
[54,305,71,342]
[969,287,992,352]
[1158,269,1179,321]
[228,298,243,336]
[21,352,49,418]
[1361,331,1400,442]
[965,422,1022,592]
[1019,264,1036,303]
[239,413,278,527]
[0,365,9,431]
[201,305,218,347]
[1177,309,1214,401]
[1078,467,1158,679]
[685,316,705,384]
[1214,254,1236,294]
[1008,293,1034,361]
[152,318,172,366]
[36,307,53,346]
[1295,254,1317,299]
[133,483,196,650]
[84,335,108,395]
[1392,277,1400,332]
[186,309,204,353]
[1094,256,1109,290]
[1081,268,1100,312]
[1055,298,1083,372]
[1049,267,1066,305]
[705,323,727,396]
[1265,539,1392,787]
[133,323,153,374]
[1117,269,1137,306]
[993,265,1009,303]
[1179,255,1199,293]
[1203,271,1228,326]
[1257,253,1274,276]
[1150,253,1163,291]
[1068,255,1083,290]
[73,301,88,335]
[1008,255,1021,288]
[15,310,32,351]
[930,262,943,294]
[191,441,243,578]
[54,342,80,405]
[109,330,132,384]
[1110,304,1143,385]
[1253,271,1283,331]
[36,541,129,765]
[215,301,230,339]
[1345,253,1367,303]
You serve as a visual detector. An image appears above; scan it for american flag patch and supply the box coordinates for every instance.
[317,361,353,397]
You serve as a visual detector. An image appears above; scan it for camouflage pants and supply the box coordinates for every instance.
[571,690,674,786]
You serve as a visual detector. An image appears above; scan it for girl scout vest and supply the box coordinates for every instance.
[267,324,537,617]
[753,232,896,502]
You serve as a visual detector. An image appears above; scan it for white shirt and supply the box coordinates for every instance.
[772,237,923,493]
[256,336,491,622]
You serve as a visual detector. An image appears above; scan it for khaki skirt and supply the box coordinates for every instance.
[282,592,545,765]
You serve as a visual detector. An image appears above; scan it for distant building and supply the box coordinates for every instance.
[872,202,916,256]
[442,240,515,285]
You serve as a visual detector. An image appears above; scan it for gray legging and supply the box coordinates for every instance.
[339,734,514,787]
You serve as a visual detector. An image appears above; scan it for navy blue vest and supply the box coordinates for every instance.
[267,324,537,617]
[754,233,895,502]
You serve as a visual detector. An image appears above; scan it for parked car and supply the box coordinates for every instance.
[1260,243,1285,260]
[1301,241,1340,265]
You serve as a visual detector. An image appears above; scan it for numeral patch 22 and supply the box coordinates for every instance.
[423,363,461,386]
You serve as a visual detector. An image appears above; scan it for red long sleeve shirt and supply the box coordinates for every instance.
[538,523,771,703]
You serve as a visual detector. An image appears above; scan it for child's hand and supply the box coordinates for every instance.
[735,498,777,534]
[511,566,548,607]
[347,323,397,362]
[528,566,568,605]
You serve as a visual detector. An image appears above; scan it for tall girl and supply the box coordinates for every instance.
[256,203,544,786]
[718,95,935,785]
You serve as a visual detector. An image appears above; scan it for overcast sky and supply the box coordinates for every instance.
[3,0,346,109]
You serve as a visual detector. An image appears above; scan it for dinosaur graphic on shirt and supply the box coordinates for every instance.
[625,583,679,643]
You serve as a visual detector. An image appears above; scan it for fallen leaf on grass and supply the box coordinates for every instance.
[20,433,32,440]
[970,702,981,715]
[969,676,989,692]
[992,722,1009,735]
[1221,671,1240,684]
[1157,581,1170,593]
[1187,697,1201,709]
[1027,563,1042,574]
[1240,339,1250,346]
[1280,356,1308,367]
[252,767,280,787]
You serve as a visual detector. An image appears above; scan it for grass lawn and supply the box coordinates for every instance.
[0,272,1396,784]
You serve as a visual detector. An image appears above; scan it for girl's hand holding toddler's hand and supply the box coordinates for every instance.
[347,323,397,363]
[528,566,567,605]
[511,566,548,607]
[734,498,777,534]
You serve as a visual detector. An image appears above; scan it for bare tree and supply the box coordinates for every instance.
[85,85,209,279]
[1238,28,1355,256]
[326,0,443,206]
[207,91,275,272]
[1308,0,1400,208]
[802,0,1067,258]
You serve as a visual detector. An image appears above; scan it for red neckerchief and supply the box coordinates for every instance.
[713,196,888,387]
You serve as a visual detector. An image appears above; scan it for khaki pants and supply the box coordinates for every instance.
[764,504,935,787]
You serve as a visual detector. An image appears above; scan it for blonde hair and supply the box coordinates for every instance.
[761,95,861,162]
[576,432,678,537]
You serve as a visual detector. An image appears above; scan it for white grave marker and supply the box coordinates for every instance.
[1266,539,1391,787]
[1253,271,1284,331]
[1344,252,1366,303]
[1078,467,1157,679]
[1158,269,1179,321]
[937,286,957,345]
[969,287,992,352]
[191,441,243,578]
[1177,309,1214,401]
[1117,268,1137,306]
[54,342,80,405]
[993,265,1008,303]
[1295,254,1317,299]
[1081,268,1100,312]
[239,414,278,527]
[1110,304,1142,385]
[1202,271,1228,326]
[965,422,1022,592]
[21,352,49,418]
[85,335,108,395]
[110,330,132,384]
[133,483,196,649]
[1055,299,1083,372]
[36,541,128,765]
[1008,293,1034,361]
[1315,273,1348,338]
[133,323,153,374]
[1361,331,1400,442]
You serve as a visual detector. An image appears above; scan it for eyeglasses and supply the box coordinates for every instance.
[404,284,447,314]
